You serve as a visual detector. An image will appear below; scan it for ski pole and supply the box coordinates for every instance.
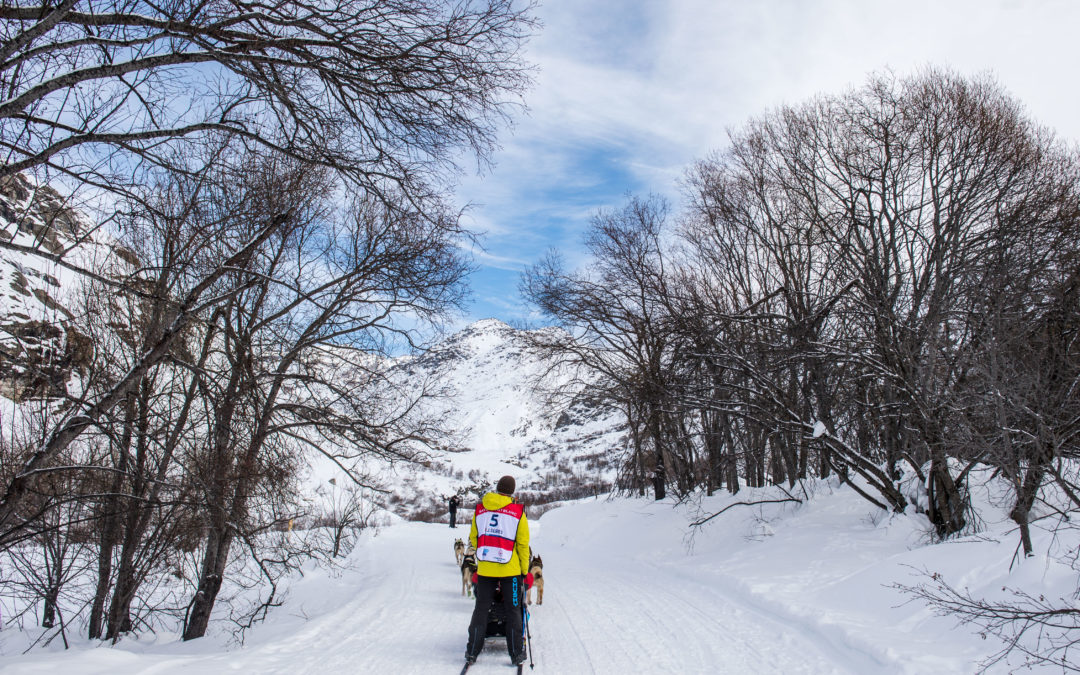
[525,602,534,669]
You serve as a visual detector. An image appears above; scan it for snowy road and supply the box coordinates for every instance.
[210,518,875,675]
[217,513,879,674]
[0,500,892,675]
[1,484,1058,674]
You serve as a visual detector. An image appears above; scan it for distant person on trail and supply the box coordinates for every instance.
[449,494,460,528]
[464,475,531,667]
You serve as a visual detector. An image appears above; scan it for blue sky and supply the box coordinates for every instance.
[453,0,1080,329]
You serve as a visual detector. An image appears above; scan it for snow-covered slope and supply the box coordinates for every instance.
[2,478,1072,674]
[377,318,624,519]
[0,174,104,401]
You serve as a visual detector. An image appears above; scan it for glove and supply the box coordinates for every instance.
[524,573,533,589]
[471,572,478,585]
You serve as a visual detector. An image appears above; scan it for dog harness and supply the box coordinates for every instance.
[474,502,524,564]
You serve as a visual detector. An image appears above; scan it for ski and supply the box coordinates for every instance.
[516,665,524,674]
[459,662,472,675]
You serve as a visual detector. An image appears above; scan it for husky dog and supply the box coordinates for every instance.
[453,538,465,565]
[527,553,544,605]
[461,548,478,598]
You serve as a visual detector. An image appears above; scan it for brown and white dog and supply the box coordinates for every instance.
[460,548,478,598]
[453,538,465,566]
[527,553,543,605]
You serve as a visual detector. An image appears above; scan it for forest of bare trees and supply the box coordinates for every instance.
[0,0,534,644]
[525,68,1080,543]
[523,69,1080,668]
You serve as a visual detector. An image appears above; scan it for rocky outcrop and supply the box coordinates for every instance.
[0,173,98,401]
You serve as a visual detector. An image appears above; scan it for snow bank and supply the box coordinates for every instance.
[537,476,1078,674]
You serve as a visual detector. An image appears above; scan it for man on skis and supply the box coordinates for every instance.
[464,475,531,667]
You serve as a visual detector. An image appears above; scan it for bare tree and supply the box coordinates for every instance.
[181,182,468,639]
[313,478,380,559]
[900,570,1080,672]
[675,70,1080,535]
[523,196,679,499]
[0,0,536,543]
[0,0,535,199]
[522,70,1079,544]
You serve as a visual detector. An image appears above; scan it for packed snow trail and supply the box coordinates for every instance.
[4,480,1069,674]
[0,502,888,675]
[528,505,885,675]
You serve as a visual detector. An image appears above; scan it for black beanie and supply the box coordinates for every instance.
[496,475,515,495]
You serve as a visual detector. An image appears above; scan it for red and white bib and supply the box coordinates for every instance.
[474,502,523,564]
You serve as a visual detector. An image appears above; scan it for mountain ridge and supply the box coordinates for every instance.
[375,317,623,520]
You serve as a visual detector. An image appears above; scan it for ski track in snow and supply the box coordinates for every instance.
[534,541,874,675]
[23,520,876,675]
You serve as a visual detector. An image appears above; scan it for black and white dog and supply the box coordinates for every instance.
[460,549,478,598]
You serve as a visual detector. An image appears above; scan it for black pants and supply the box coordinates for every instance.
[466,575,524,662]
[449,510,456,528]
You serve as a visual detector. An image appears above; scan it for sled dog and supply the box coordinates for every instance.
[453,538,465,565]
[527,553,544,605]
[461,549,478,598]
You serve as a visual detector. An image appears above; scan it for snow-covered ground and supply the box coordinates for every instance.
[2,476,1073,674]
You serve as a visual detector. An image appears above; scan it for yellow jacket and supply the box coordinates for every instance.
[469,492,530,577]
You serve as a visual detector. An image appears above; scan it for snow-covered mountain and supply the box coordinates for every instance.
[375,318,624,519]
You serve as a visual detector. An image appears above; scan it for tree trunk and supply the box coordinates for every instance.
[702,410,719,496]
[928,455,966,537]
[105,573,134,638]
[106,379,154,639]
[106,515,144,640]
[770,436,786,486]
[88,532,115,639]
[182,525,232,640]
[722,418,739,494]
[648,405,666,500]
[41,580,60,628]
[89,391,137,639]
[1009,451,1048,557]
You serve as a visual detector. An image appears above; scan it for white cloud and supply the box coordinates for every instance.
[513,0,1080,176]
[456,0,1080,321]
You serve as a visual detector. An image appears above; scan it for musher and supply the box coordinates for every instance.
[464,475,531,666]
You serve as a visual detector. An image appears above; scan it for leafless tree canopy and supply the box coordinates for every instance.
[525,69,1080,534]
[0,0,535,197]
[0,0,533,645]
[523,67,1080,671]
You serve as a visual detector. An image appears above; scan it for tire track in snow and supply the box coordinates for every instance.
[535,591,596,672]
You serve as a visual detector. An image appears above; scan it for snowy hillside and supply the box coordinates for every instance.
[2,477,1073,674]
[373,318,624,520]
[0,174,109,402]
